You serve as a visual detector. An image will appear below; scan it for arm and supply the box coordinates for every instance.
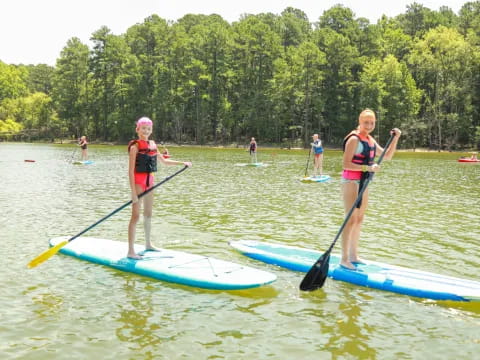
[128,145,139,203]
[155,143,192,167]
[343,137,360,171]
[375,128,401,161]
[311,140,322,148]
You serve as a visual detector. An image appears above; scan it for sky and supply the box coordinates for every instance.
[0,0,468,66]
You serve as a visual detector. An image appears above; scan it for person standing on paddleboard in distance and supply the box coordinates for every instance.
[249,137,258,163]
[127,117,192,260]
[311,133,324,178]
[341,109,401,270]
[78,136,88,160]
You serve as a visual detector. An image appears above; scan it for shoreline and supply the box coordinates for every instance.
[1,139,478,153]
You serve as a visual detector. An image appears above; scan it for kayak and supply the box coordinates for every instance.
[49,237,276,290]
[229,240,480,302]
[24,159,36,163]
[162,154,171,159]
[301,175,331,183]
[458,158,480,163]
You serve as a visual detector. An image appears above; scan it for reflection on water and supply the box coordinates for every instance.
[1,143,479,359]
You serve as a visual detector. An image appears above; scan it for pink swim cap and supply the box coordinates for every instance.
[136,117,153,129]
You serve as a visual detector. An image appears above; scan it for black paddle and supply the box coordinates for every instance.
[69,145,78,162]
[299,132,396,291]
[304,146,312,178]
[28,166,189,268]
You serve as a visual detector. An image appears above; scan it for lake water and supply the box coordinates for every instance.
[1,142,479,359]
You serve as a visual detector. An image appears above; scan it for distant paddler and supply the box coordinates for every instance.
[249,137,258,164]
[310,133,324,178]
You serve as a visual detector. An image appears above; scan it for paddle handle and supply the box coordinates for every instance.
[325,132,396,254]
[67,166,189,243]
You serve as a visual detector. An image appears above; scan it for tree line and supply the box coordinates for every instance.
[1,2,480,150]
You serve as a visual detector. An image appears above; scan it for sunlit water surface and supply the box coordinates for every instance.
[1,143,479,359]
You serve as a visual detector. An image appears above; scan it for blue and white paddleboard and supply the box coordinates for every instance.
[229,240,480,302]
[73,160,94,165]
[301,175,331,183]
[235,162,266,167]
[50,237,276,290]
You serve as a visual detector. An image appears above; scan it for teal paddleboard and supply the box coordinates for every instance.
[235,162,266,167]
[301,175,330,183]
[49,237,276,290]
[229,240,480,302]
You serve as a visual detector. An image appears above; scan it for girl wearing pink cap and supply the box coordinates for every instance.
[127,117,192,259]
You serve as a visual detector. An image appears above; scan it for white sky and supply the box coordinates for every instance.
[0,0,467,66]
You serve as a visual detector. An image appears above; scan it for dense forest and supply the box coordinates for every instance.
[1,2,480,150]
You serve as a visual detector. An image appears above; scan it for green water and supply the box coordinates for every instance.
[1,143,479,359]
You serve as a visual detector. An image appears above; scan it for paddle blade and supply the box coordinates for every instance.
[299,252,331,291]
[27,240,69,268]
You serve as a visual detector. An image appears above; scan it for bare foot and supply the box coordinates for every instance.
[350,258,366,265]
[127,253,144,260]
[145,245,162,252]
[340,261,356,270]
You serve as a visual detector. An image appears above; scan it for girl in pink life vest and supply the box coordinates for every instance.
[127,117,192,260]
[340,109,401,270]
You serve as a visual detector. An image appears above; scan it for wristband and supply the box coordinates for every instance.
[362,165,367,172]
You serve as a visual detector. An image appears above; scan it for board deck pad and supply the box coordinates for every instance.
[50,237,276,290]
[229,240,480,302]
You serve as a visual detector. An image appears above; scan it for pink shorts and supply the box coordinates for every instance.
[342,169,362,181]
[134,172,155,191]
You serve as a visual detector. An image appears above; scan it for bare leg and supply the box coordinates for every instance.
[142,191,160,251]
[348,188,368,263]
[341,181,361,269]
[318,154,323,176]
[127,185,144,259]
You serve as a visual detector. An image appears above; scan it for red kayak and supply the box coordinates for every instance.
[458,158,480,163]
[24,159,36,162]
[162,154,171,159]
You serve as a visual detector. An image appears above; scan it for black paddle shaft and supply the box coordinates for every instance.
[304,147,312,177]
[66,165,188,243]
[300,133,396,291]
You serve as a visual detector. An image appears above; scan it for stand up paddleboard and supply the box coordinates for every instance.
[235,162,265,167]
[73,160,94,165]
[229,240,480,302]
[301,175,331,183]
[49,237,276,290]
